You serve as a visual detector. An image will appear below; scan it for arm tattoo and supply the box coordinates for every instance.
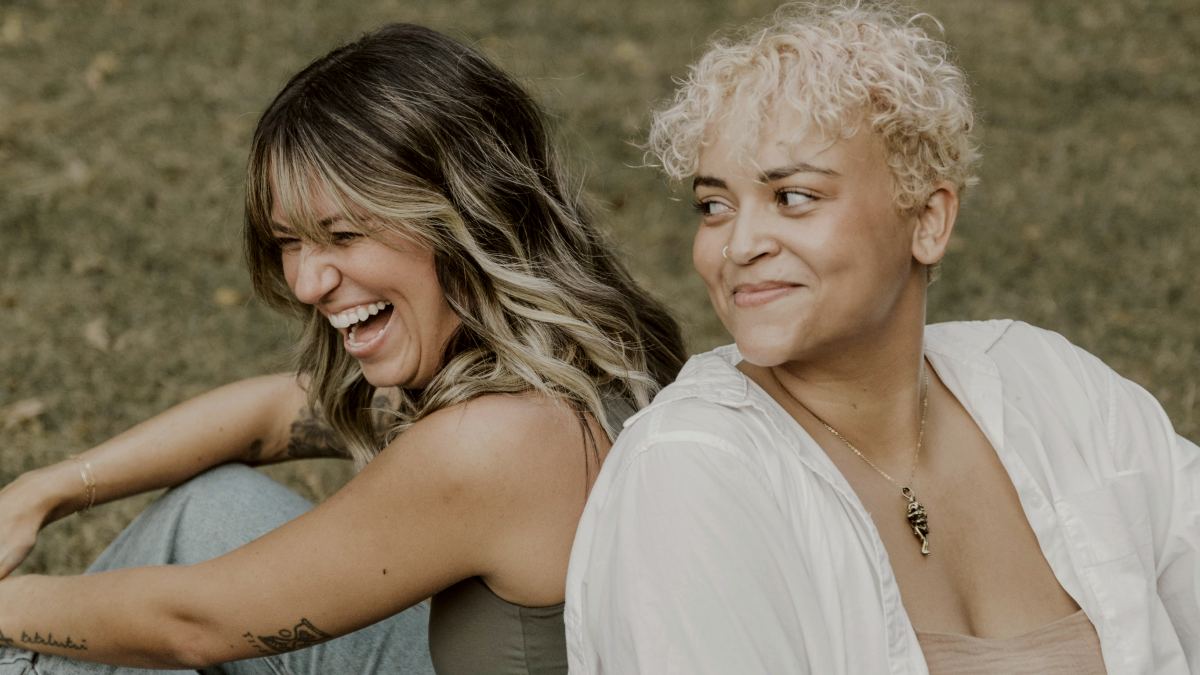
[286,406,347,459]
[245,439,265,462]
[15,629,89,651]
[242,618,331,656]
[0,627,14,647]
[286,393,393,460]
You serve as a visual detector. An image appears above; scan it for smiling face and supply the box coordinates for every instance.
[692,110,941,370]
[270,191,461,389]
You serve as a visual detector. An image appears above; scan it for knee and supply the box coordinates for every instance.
[152,463,262,514]
[173,463,264,496]
[166,464,309,516]
[148,464,311,563]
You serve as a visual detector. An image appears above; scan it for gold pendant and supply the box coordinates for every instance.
[901,487,931,556]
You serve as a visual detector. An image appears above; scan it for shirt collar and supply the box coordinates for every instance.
[628,320,1015,432]
[925,319,1011,374]
[622,344,751,429]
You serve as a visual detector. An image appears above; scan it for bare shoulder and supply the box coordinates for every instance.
[374,391,596,498]
[275,391,596,605]
[422,391,582,442]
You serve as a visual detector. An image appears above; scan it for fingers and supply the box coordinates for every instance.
[0,478,51,579]
[0,538,34,579]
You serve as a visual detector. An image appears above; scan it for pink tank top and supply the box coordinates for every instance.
[916,609,1106,674]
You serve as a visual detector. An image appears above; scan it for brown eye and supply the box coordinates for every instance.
[776,190,816,207]
[332,231,362,244]
[692,200,733,217]
[274,236,301,251]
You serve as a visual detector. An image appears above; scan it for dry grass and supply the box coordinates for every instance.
[2,0,1197,575]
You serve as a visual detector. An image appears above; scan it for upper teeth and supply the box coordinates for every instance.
[328,301,390,329]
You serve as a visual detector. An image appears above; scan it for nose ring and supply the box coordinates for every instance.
[722,245,730,260]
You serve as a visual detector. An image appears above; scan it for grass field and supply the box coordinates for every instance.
[2,0,1197,576]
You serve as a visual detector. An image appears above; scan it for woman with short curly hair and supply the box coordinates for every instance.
[567,3,1198,672]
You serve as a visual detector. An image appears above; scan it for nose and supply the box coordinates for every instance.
[723,204,781,265]
[285,243,341,306]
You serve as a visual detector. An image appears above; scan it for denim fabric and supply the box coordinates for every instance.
[0,464,433,674]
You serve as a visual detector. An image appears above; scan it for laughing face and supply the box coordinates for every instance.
[270,192,462,389]
[692,108,940,369]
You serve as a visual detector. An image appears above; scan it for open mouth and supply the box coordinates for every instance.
[348,305,393,347]
[327,301,394,354]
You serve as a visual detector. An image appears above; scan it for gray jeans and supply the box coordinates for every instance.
[0,464,434,674]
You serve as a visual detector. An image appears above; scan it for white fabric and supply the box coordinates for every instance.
[566,320,1200,675]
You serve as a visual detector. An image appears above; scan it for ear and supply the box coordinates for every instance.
[911,182,958,265]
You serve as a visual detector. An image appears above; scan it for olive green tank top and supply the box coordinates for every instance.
[428,577,567,675]
[426,394,637,675]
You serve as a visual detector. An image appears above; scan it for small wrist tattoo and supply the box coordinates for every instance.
[12,629,89,651]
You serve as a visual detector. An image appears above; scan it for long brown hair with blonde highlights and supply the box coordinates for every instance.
[244,23,686,468]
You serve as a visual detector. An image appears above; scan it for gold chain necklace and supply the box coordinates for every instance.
[801,371,932,556]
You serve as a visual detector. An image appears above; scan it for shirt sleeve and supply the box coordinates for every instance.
[575,432,832,675]
[1105,363,1200,668]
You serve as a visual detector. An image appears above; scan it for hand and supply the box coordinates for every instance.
[0,469,63,579]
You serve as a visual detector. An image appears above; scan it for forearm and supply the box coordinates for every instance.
[0,441,439,669]
[0,569,217,668]
[35,374,313,522]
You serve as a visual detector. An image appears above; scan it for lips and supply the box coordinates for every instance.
[322,300,396,359]
[328,301,391,329]
[731,281,800,308]
[343,303,395,358]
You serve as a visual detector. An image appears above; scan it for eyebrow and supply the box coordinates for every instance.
[269,215,347,235]
[759,162,839,182]
[692,176,728,190]
[692,162,839,191]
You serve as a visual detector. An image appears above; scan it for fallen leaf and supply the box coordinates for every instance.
[65,158,91,187]
[71,253,107,275]
[84,318,110,351]
[1109,309,1134,326]
[613,40,651,76]
[113,326,155,352]
[1,12,22,46]
[213,286,243,307]
[84,52,120,91]
[2,398,46,430]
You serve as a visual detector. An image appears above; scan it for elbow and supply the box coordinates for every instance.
[160,619,229,670]
[105,567,238,669]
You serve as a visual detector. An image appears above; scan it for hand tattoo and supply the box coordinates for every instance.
[243,618,331,655]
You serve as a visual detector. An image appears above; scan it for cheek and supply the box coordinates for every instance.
[691,228,722,284]
[280,253,299,294]
[413,271,460,338]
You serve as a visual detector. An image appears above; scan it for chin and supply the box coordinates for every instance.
[359,363,417,389]
[731,337,796,369]
[725,317,799,364]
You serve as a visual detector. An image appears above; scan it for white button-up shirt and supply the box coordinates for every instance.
[566,320,1200,674]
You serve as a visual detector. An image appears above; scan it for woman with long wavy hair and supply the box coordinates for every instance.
[0,23,684,674]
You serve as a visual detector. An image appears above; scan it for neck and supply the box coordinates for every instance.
[744,276,930,466]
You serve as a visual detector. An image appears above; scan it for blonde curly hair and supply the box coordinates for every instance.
[648,1,980,214]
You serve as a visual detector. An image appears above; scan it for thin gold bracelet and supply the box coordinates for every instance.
[69,455,97,513]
